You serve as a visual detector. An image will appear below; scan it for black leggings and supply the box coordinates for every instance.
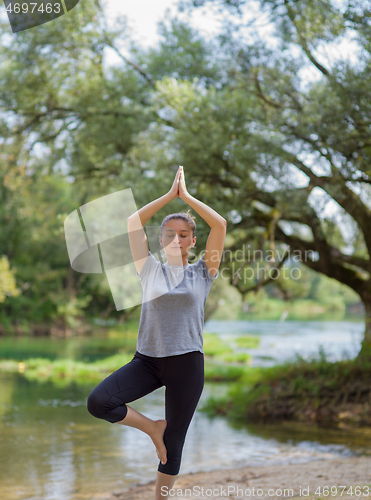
[87,350,204,475]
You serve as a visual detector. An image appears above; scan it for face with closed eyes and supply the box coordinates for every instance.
[159,219,196,266]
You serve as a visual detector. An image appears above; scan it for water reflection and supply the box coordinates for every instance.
[0,319,370,500]
[0,371,370,500]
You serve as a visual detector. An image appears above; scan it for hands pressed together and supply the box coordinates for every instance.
[169,165,188,200]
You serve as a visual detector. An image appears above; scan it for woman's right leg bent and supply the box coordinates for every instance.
[87,353,163,424]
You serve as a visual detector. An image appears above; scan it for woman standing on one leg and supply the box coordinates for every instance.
[87,166,226,500]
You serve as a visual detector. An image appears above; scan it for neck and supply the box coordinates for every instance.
[165,253,189,267]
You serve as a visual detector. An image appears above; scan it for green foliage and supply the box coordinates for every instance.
[0,352,134,387]
[0,352,249,385]
[208,349,371,422]
[219,352,252,363]
[203,332,233,356]
[204,360,248,381]
[0,256,21,302]
[134,18,221,85]
[0,0,369,349]
[268,0,347,48]
[49,292,93,330]
[235,336,260,348]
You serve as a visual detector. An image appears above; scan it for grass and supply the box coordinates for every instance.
[218,352,251,363]
[0,329,260,386]
[204,359,250,381]
[0,332,255,386]
[200,349,371,425]
[1,333,370,426]
[235,335,260,348]
[0,353,134,387]
[203,333,253,364]
[0,328,258,386]
[0,353,252,386]
[203,333,234,356]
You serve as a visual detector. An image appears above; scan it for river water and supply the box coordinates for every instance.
[204,319,365,366]
[0,319,369,500]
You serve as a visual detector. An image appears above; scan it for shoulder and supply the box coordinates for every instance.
[190,253,219,281]
[136,251,161,280]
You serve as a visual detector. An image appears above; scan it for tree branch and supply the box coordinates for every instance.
[284,0,330,77]
[102,35,156,87]
[268,144,371,259]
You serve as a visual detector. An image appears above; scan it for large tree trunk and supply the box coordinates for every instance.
[357,295,371,362]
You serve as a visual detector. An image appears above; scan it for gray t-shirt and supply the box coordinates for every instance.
[135,251,219,357]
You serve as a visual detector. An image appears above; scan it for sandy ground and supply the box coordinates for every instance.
[107,456,371,500]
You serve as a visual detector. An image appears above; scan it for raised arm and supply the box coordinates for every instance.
[178,166,226,277]
[127,166,182,276]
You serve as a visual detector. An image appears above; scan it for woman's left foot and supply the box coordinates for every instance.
[150,419,167,465]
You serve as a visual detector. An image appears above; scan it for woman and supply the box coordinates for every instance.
[87,165,226,500]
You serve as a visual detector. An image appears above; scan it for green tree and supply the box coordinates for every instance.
[1,0,371,362]
[0,256,21,303]
[147,0,371,358]
[0,2,222,332]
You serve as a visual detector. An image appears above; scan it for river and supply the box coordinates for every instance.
[0,319,369,500]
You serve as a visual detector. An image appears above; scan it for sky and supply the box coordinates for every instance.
[101,0,350,49]
[101,0,272,64]
[100,0,361,86]
[102,0,238,48]
[102,0,215,49]
[0,0,360,76]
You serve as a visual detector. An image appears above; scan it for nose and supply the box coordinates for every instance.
[171,235,181,246]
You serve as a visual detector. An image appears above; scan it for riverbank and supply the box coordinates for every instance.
[202,354,371,426]
[106,455,371,500]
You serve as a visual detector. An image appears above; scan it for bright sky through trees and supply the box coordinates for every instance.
[102,0,360,75]
[87,0,367,244]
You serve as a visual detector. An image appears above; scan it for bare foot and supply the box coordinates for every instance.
[150,419,167,465]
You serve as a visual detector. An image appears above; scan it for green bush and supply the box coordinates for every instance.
[235,336,260,348]
[203,333,233,356]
